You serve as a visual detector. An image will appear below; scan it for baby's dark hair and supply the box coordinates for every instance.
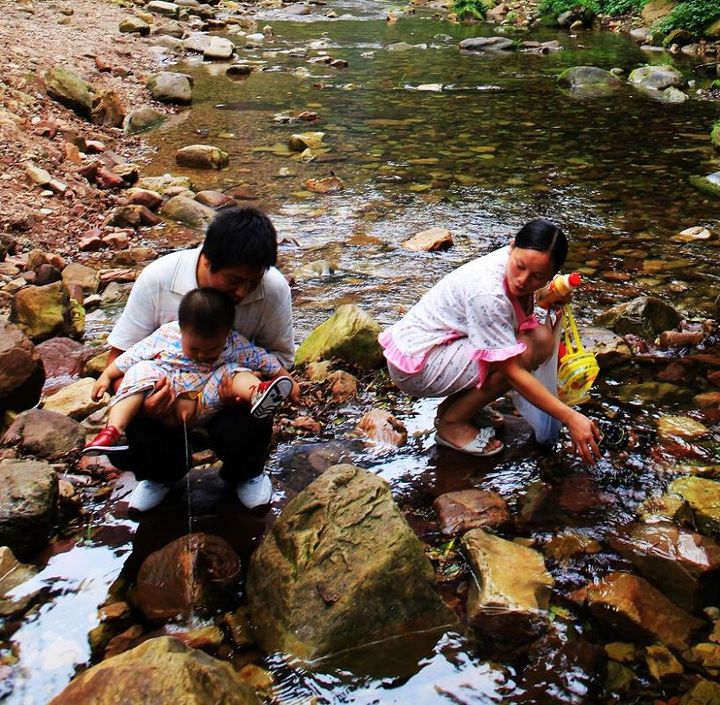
[178,288,235,337]
[514,218,568,273]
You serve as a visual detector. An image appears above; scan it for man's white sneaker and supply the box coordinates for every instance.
[128,480,172,512]
[236,473,272,509]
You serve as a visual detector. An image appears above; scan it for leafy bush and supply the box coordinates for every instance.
[654,0,720,36]
[538,0,645,18]
[452,0,487,20]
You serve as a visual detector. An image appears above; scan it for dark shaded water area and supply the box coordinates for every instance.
[4,5,720,704]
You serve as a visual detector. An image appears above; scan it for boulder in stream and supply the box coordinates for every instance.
[176,144,229,169]
[594,296,681,342]
[462,528,554,646]
[0,458,58,559]
[689,172,720,199]
[586,571,703,650]
[433,490,509,536]
[0,320,44,414]
[401,227,454,252]
[628,64,684,90]
[124,107,167,134]
[203,36,234,60]
[246,464,457,660]
[609,521,720,612]
[459,36,515,52]
[580,326,631,369]
[557,66,622,91]
[355,408,407,446]
[161,195,216,227]
[133,533,241,622]
[668,477,720,536]
[48,636,261,705]
[146,71,193,104]
[295,303,383,369]
[2,408,85,461]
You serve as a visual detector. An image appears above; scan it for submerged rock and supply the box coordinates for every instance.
[580,327,631,369]
[246,464,457,659]
[355,408,407,445]
[176,144,229,169]
[459,36,514,52]
[668,477,720,536]
[134,533,241,622]
[288,131,325,151]
[0,458,58,559]
[558,66,622,90]
[433,490,509,536]
[463,529,553,646]
[124,107,167,134]
[0,320,44,414]
[657,416,709,442]
[295,303,383,369]
[594,296,681,342]
[48,636,260,705]
[586,572,703,650]
[609,521,720,612]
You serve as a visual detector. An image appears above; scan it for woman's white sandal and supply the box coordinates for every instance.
[434,426,504,457]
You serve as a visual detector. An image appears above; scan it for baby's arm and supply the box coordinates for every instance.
[92,362,123,401]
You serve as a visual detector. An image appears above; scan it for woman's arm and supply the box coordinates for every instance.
[499,356,601,464]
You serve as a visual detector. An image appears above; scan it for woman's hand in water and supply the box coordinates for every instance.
[566,410,602,464]
[141,376,176,418]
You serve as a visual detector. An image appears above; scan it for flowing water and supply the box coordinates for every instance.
[3,4,720,703]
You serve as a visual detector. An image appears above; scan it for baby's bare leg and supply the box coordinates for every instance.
[107,393,145,432]
[229,371,262,404]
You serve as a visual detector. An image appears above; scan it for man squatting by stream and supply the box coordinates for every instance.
[100,207,300,513]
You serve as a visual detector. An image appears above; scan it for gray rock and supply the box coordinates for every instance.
[176,144,229,169]
[183,32,211,52]
[136,173,193,194]
[660,86,688,103]
[146,0,180,17]
[2,408,85,461]
[119,16,150,35]
[556,9,576,27]
[630,27,651,43]
[0,320,44,414]
[161,195,216,226]
[459,36,515,52]
[247,464,457,659]
[203,36,234,60]
[0,458,58,559]
[123,106,167,134]
[558,66,622,89]
[45,65,94,115]
[594,296,681,341]
[628,64,684,90]
[146,71,193,104]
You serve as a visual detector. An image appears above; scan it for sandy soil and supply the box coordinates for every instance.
[0,0,172,257]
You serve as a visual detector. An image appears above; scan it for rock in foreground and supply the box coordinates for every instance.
[246,464,457,659]
[48,636,260,705]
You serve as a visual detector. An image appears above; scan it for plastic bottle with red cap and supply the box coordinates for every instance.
[535,272,582,309]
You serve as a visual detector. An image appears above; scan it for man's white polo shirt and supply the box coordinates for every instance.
[107,246,295,368]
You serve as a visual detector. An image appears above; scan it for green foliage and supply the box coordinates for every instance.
[654,0,720,37]
[538,0,645,18]
[452,0,487,20]
[712,119,720,149]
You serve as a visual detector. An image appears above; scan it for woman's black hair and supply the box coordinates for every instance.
[514,218,568,273]
[201,207,278,271]
[178,288,235,338]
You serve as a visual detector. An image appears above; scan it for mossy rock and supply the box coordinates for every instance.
[45,65,94,116]
[558,66,622,89]
[689,173,720,198]
[295,304,383,369]
[668,476,720,536]
[711,123,720,150]
[705,18,720,38]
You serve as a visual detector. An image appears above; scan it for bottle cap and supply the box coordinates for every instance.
[568,272,581,287]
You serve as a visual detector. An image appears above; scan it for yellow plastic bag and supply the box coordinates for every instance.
[557,305,599,405]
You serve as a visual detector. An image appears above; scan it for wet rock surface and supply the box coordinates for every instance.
[2,408,85,461]
[247,464,457,659]
[0,320,45,413]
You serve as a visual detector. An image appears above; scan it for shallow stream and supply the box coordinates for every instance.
[3,4,720,703]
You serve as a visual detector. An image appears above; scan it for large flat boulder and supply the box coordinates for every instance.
[0,459,58,559]
[586,572,703,650]
[0,320,44,413]
[609,521,720,612]
[133,533,241,622]
[2,408,85,461]
[48,636,260,705]
[246,464,457,659]
[462,529,554,645]
[42,377,108,420]
[295,304,383,369]
[668,477,720,536]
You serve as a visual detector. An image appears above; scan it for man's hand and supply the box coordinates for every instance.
[141,376,176,418]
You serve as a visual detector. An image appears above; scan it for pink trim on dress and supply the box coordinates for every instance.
[471,342,527,388]
[378,330,462,374]
[519,315,540,332]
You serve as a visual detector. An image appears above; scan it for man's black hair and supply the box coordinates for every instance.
[178,288,235,337]
[514,218,568,273]
[201,207,278,271]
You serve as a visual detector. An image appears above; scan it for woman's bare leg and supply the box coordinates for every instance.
[435,325,555,447]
